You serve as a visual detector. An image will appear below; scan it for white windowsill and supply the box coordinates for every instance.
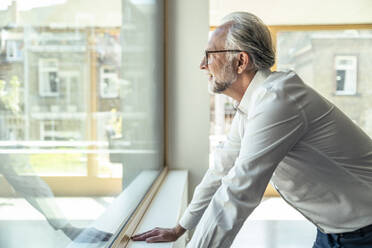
[64,170,188,248]
[127,170,188,248]
[333,91,359,96]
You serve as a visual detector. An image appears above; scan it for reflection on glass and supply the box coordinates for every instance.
[0,0,164,247]
[209,94,236,166]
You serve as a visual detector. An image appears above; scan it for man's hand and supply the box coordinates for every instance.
[131,224,186,243]
[61,224,113,243]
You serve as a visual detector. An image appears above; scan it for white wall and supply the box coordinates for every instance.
[210,0,372,26]
[166,0,210,199]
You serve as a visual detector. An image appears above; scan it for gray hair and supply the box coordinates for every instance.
[221,12,275,71]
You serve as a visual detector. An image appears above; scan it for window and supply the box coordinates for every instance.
[0,0,164,247]
[6,40,23,61]
[335,55,357,95]
[38,59,60,97]
[40,120,81,141]
[100,66,119,98]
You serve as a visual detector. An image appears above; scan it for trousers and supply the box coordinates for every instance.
[313,224,372,248]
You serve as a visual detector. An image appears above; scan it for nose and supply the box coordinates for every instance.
[200,55,207,70]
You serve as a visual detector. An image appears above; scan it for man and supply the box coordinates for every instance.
[132,12,372,247]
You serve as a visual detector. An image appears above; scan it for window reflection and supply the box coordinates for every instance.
[0,0,164,247]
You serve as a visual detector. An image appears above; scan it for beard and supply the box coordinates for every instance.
[208,62,237,94]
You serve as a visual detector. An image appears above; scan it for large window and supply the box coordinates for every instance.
[0,0,164,247]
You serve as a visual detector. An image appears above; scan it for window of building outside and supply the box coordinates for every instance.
[38,59,60,97]
[210,27,372,170]
[6,40,23,61]
[334,55,357,95]
[0,0,164,247]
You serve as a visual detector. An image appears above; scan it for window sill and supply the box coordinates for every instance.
[127,170,188,248]
[64,170,188,248]
[65,170,160,248]
[332,92,361,97]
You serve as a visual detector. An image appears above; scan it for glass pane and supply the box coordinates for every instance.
[277,29,372,136]
[209,94,236,166]
[0,0,164,247]
[336,70,346,91]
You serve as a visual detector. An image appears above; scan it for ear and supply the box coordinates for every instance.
[236,52,250,74]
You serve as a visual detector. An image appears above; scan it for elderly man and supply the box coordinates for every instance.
[132,12,372,248]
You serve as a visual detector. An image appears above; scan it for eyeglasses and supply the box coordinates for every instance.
[204,49,246,65]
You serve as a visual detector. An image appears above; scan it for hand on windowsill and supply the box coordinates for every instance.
[131,224,186,243]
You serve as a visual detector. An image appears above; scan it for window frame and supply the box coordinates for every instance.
[38,58,60,97]
[334,55,358,95]
[6,40,23,61]
[100,65,120,99]
[108,167,168,248]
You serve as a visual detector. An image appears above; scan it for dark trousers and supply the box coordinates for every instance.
[313,224,372,248]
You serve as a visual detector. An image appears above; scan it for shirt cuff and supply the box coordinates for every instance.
[179,209,200,230]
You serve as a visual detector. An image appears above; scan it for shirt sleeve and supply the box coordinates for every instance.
[179,113,242,230]
[187,89,307,247]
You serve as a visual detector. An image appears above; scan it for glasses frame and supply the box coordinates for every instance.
[205,49,246,65]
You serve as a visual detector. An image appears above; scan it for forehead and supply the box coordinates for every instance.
[207,25,229,50]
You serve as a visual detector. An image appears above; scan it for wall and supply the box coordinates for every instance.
[210,0,372,26]
[166,0,210,199]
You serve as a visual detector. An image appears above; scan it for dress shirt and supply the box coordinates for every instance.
[179,69,372,248]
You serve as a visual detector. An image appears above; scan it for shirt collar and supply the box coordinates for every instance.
[236,69,272,115]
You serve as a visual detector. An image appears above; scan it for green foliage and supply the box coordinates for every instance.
[0,76,22,113]
[29,153,86,175]
[28,153,113,176]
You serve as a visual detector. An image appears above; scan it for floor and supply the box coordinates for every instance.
[0,197,113,248]
[231,198,316,248]
[0,197,316,248]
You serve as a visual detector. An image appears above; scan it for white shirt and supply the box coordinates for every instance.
[179,70,372,248]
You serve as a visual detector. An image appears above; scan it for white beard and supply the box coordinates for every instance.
[208,69,237,94]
